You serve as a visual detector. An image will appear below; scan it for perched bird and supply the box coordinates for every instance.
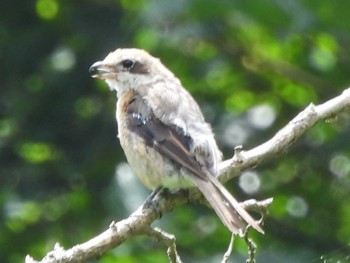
[89,48,263,235]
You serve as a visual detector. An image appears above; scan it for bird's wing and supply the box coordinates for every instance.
[125,94,208,181]
[124,94,264,234]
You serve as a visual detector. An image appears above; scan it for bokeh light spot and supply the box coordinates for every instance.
[222,119,249,147]
[239,171,261,194]
[329,154,350,178]
[50,47,76,72]
[247,104,276,130]
[18,142,59,164]
[286,196,308,218]
[115,162,147,212]
[36,0,59,20]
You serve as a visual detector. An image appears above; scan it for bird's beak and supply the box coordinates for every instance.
[89,61,116,79]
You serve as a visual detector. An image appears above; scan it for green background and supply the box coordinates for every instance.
[1,0,350,262]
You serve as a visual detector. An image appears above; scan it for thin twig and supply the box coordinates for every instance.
[245,234,257,263]
[221,234,235,263]
[143,227,183,263]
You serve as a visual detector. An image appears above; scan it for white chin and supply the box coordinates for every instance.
[105,79,119,91]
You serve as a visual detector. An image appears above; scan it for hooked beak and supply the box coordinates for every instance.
[89,61,116,79]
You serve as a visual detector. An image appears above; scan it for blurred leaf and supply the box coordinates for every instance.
[35,0,59,20]
[17,142,60,164]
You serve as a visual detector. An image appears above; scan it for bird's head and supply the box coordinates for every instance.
[89,48,176,94]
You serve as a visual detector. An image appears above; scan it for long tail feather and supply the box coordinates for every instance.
[191,176,264,235]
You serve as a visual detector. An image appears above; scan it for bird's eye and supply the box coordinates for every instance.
[122,59,134,69]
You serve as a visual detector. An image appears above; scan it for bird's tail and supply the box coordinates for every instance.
[191,175,264,236]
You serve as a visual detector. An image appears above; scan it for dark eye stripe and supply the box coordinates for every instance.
[129,61,150,74]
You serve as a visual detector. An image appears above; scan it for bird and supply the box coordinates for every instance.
[89,48,263,236]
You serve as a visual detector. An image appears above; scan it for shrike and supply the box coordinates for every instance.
[89,48,263,235]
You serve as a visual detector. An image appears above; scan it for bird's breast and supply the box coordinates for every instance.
[116,91,194,190]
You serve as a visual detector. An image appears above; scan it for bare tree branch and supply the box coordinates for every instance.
[26,87,350,263]
[219,87,350,182]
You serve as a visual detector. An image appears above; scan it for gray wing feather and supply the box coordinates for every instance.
[126,94,263,234]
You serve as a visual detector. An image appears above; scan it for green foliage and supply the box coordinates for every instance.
[1,0,350,262]
[35,0,59,20]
